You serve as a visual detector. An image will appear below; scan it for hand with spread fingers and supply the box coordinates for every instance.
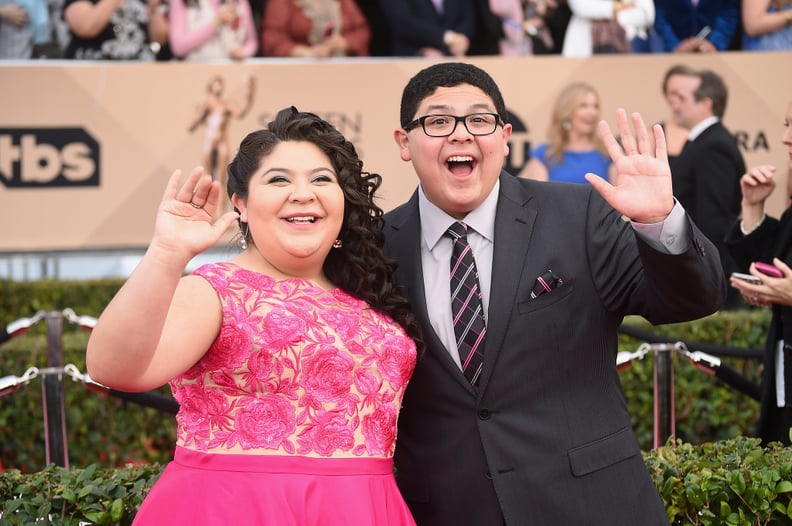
[585,109,675,224]
[150,167,239,264]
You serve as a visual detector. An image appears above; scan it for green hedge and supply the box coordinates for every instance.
[645,438,792,525]
[0,462,162,525]
[1,437,790,525]
[0,279,773,471]
[0,279,175,472]
[618,311,768,449]
[0,279,787,525]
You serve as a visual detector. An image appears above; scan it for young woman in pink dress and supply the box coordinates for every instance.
[86,107,421,525]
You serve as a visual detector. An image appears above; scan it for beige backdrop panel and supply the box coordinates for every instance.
[1,53,790,252]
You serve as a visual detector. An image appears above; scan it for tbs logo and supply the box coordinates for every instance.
[0,128,100,188]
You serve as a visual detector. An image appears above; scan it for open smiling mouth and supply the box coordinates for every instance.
[447,155,474,175]
[285,216,317,224]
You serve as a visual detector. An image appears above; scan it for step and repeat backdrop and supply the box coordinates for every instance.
[1,53,790,252]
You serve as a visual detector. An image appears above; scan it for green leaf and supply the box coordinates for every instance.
[729,471,747,494]
[62,488,76,502]
[84,510,108,523]
[77,484,94,498]
[110,497,124,522]
[775,480,792,493]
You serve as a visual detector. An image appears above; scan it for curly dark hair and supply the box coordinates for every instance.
[226,106,422,348]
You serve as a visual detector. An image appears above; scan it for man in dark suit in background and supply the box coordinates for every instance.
[383,62,725,525]
[654,0,741,52]
[376,0,477,57]
[667,68,745,308]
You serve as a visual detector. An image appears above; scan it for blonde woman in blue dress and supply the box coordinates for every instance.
[524,81,616,184]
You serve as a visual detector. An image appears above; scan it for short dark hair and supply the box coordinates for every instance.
[399,62,508,128]
[661,64,694,95]
[693,69,728,119]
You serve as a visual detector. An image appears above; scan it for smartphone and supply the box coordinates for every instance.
[695,26,712,40]
[754,261,783,278]
[731,272,762,285]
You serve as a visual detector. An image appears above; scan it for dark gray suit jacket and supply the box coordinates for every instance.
[384,173,726,525]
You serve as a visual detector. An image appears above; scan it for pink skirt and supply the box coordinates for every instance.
[132,447,416,525]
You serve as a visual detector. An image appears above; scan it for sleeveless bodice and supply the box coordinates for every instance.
[170,262,417,458]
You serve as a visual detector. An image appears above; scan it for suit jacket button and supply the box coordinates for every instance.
[478,408,491,420]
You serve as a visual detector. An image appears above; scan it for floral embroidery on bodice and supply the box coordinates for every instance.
[170,262,417,459]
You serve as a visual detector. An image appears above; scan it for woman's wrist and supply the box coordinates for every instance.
[740,212,766,235]
[740,201,767,235]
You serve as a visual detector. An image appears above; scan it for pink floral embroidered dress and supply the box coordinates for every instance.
[133,262,417,525]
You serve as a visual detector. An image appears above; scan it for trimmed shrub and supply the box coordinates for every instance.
[2,437,790,525]
[0,279,773,471]
[645,437,792,525]
[0,462,162,525]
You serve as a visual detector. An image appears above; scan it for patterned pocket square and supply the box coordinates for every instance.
[530,270,564,300]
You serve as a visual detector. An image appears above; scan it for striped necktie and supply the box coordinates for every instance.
[447,221,487,386]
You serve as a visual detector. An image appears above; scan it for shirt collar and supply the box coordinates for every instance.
[687,116,719,141]
[418,179,500,250]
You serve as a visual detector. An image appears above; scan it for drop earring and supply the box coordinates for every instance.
[332,239,343,249]
[239,222,249,250]
[562,120,571,131]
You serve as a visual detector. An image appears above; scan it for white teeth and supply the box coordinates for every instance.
[448,156,473,163]
[286,216,316,223]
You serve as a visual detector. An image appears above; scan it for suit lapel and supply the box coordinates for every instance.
[388,193,475,390]
[477,174,536,394]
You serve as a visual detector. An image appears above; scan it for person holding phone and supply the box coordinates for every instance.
[726,98,792,445]
[653,0,740,52]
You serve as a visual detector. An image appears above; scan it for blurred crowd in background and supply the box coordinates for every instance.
[0,0,790,61]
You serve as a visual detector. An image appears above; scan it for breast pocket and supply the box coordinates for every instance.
[517,279,575,315]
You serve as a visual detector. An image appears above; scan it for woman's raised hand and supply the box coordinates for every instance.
[150,166,239,262]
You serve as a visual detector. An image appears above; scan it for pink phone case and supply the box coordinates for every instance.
[754,261,783,278]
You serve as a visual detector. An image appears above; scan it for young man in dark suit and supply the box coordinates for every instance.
[667,68,745,308]
[383,62,726,525]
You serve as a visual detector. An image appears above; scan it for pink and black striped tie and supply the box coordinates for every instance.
[447,221,487,386]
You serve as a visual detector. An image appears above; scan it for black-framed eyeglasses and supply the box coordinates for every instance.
[404,113,503,137]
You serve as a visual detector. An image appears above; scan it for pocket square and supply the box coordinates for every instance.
[530,270,564,299]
